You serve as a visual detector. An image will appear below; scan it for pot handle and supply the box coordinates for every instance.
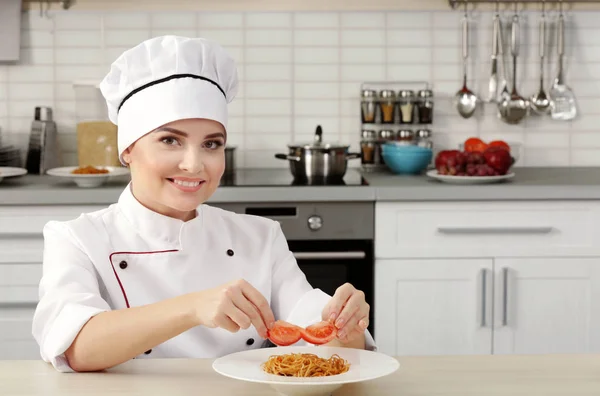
[346,152,362,160]
[274,153,301,162]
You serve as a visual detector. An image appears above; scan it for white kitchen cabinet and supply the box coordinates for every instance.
[493,258,600,355]
[375,256,600,357]
[0,205,101,360]
[0,303,39,360]
[0,264,42,360]
[375,258,493,356]
[375,201,600,356]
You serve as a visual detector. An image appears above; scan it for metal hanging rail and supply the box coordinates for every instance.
[449,0,600,8]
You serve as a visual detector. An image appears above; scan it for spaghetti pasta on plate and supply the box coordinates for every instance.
[212,346,399,396]
[262,353,350,377]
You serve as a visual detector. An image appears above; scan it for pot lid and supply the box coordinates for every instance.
[287,125,350,149]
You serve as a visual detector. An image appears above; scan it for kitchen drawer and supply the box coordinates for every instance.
[0,264,42,303]
[375,201,600,258]
[0,205,102,236]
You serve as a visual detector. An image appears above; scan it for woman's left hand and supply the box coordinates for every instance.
[321,283,369,343]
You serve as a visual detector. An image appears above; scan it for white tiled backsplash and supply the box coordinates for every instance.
[1,9,599,168]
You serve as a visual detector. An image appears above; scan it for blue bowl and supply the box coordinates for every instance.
[382,151,432,175]
[382,143,432,154]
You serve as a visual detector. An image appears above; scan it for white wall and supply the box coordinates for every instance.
[0,8,598,168]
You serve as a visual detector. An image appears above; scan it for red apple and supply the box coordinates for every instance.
[483,146,512,174]
[435,150,461,170]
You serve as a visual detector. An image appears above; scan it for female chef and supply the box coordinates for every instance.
[31,36,375,373]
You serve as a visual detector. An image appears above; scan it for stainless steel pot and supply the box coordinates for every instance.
[275,125,360,182]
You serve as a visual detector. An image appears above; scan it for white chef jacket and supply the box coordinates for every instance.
[32,184,375,372]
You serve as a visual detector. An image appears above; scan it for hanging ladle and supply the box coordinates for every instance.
[530,0,551,114]
[454,2,478,118]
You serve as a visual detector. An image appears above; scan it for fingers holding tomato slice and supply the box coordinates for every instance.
[267,320,302,346]
[300,321,337,345]
[267,320,338,346]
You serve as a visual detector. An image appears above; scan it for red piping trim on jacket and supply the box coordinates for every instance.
[108,250,178,308]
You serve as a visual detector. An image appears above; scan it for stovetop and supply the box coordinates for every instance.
[220,169,368,187]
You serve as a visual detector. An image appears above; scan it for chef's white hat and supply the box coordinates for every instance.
[99,35,238,164]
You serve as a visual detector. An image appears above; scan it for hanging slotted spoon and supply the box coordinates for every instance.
[549,1,577,120]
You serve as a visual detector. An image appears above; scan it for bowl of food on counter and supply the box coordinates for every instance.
[427,137,516,184]
[46,165,130,188]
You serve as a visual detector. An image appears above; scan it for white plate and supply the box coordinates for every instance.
[46,166,130,188]
[427,169,515,184]
[212,346,400,396]
[0,167,27,183]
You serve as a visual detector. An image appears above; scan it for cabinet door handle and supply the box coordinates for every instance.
[437,226,553,235]
[502,267,509,326]
[480,268,488,327]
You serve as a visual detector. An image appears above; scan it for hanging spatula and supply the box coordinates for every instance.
[549,4,577,121]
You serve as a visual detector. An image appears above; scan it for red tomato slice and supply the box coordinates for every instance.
[300,321,337,345]
[267,320,302,346]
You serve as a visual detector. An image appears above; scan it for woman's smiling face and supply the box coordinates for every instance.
[122,118,226,221]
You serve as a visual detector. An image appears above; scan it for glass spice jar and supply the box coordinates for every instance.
[360,89,377,124]
[360,129,378,168]
[397,129,415,145]
[398,90,415,124]
[378,129,397,165]
[379,129,397,141]
[378,90,397,124]
[416,128,433,149]
[417,89,434,124]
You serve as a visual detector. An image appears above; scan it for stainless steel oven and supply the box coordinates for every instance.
[213,202,375,335]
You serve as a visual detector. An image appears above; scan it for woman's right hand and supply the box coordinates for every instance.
[192,279,275,339]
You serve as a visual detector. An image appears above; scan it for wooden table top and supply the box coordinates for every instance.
[1,354,599,395]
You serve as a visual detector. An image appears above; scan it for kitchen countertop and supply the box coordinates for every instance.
[1,167,600,205]
[0,355,598,395]
[370,167,600,201]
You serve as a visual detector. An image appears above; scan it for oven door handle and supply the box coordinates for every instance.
[292,251,366,260]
